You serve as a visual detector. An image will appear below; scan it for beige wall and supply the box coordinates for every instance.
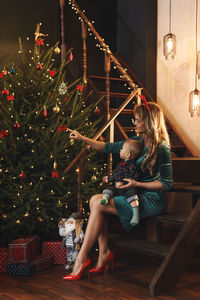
[157,0,200,157]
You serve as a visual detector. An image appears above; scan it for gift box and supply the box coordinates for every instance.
[8,235,40,264]
[31,254,52,272]
[7,263,34,276]
[42,241,66,264]
[0,248,9,273]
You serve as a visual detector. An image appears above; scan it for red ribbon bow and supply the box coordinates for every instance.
[58,125,67,132]
[52,170,59,178]
[139,95,150,111]
[2,89,9,95]
[49,70,56,77]
[0,130,9,139]
[36,39,44,46]
[76,85,83,91]
[7,95,14,101]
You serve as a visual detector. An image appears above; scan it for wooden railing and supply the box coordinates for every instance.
[59,0,143,212]
[64,89,141,213]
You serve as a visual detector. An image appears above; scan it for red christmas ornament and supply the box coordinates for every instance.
[2,89,9,96]
[49,70,56,77]
[76,85,83,91]
[2,70,7,75]
[18,172,26,179]
[69,52,73,61]
[43,107,47,117]
[94,107,101,115]
[7,95,14,101]
[52,170,59,178]
[36,64,43,71]
[14,122,20,129]
[0,73,3,79]
[36,39,44,46]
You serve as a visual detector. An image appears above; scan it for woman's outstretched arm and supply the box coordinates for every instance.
[67,128,105,151]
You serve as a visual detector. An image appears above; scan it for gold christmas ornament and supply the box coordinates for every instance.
[53,105,60,113]
[54,46,61,54]
[70,139,74,146]
[53,161,57,170]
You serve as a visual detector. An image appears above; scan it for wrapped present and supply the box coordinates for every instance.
[31,254,52,272]
[7,263,34,276]
[42,241,66,264]
[8,235,40,264]
[0,248,9,273]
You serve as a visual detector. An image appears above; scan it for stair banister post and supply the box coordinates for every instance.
[81,20,88,93]
[137,88,142,105]
[59,0,67,62]
[104,52,113,175]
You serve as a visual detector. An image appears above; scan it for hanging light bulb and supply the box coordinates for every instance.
[189,89,200,117]
[189,0,200,117]
[163,0,176,60]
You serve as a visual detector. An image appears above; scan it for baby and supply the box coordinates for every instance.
[102,139,142,226]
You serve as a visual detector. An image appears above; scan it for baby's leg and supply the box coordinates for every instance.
[101,188,113,205]
[127,196,140,226]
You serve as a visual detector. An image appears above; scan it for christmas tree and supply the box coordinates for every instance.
[0,25,106,245]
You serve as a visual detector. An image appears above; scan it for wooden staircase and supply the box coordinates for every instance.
[61,0,200,296]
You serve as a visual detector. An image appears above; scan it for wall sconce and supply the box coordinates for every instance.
[163,0,176,60]
[189,0,200,117]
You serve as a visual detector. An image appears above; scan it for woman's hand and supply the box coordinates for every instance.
[117,179,138,189]
[67,128,83,141]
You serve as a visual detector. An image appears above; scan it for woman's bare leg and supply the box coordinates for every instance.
[71,194,117,275]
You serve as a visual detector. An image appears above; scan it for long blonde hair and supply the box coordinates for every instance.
[134,102,170,174]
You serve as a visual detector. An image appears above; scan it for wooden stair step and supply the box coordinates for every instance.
[110,235,169,258]
[154,213,188,224]
[88,75,126,82]
[97,91,129,98]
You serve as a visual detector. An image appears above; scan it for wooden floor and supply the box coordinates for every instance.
[1,249,200,300]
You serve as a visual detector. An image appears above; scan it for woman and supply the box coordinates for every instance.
[63,102,173,280]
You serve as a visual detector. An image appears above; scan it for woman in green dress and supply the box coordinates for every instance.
[63,102,173,280]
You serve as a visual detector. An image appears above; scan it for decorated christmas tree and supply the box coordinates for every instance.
[0,25,106,245]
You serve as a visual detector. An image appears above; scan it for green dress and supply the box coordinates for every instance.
[103,136,173,232]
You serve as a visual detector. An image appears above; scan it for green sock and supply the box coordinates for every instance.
[130,206,140,226]
[100,193,110,205]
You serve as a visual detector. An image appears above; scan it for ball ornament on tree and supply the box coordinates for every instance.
[18,172,26,179]
[43,107,47,117]
[54,46,61,54]
[94,107,101,115]
[53,105,60,113]
[10,67,15,74]
[36,64,43,71]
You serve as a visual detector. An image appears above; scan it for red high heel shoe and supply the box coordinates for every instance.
[63,258,91,280]
[89,251,114,275]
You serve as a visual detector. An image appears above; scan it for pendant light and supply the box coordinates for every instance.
[189,0,200,117]
[163,0,176,60]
